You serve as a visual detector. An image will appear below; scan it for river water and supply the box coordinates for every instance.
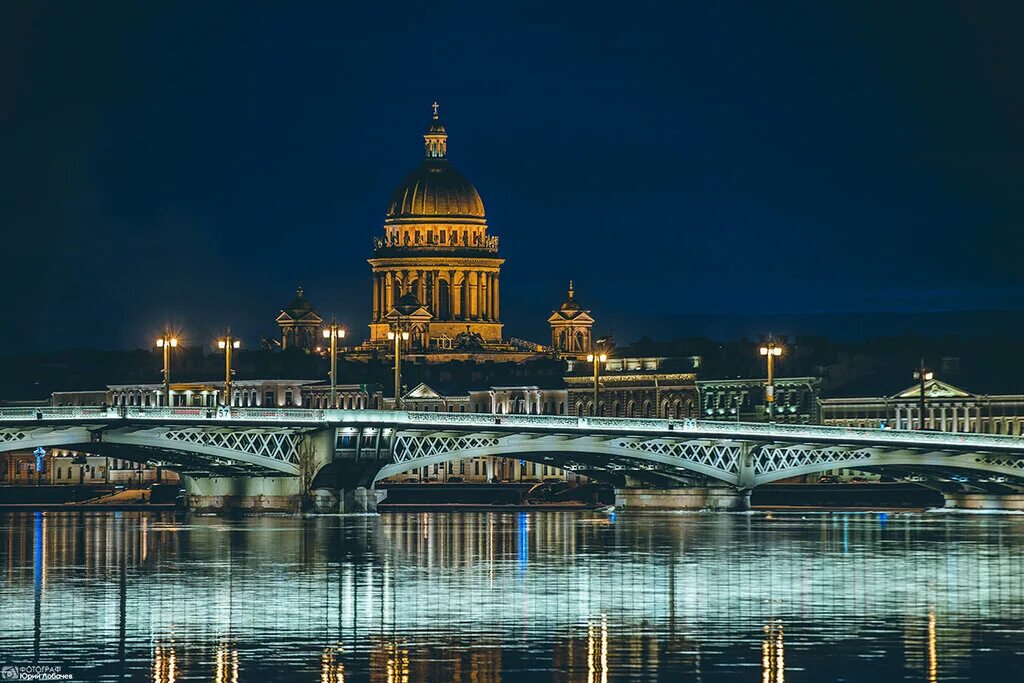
[1,510,1022,681]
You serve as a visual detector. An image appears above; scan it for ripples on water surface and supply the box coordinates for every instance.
[1,510,1023,681]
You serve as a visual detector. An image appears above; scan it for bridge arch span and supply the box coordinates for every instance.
[753,448,1024,486]
[375,435,742,485]
[0,425,303,476]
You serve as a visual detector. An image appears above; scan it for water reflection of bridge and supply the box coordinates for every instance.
[1,511,1022,680]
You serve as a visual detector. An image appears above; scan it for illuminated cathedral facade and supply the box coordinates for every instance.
[363,103,512,354]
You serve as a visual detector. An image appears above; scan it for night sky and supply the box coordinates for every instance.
[2,2,1022,353]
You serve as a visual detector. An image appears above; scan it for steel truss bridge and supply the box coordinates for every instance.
[1,406,1023,492]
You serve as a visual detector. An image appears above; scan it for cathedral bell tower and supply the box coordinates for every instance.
[276,287,323,351]
[548,281,595,356]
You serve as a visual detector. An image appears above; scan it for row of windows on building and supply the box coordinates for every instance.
[574,399,697,419]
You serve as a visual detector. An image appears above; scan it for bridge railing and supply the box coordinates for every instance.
[2,406,1022,453]
[0,406,109,420]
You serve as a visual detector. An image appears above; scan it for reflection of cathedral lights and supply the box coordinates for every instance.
[215,642,238,683]
[152,644,177,683]
[321,645,345,683]
[383,643,409,683]
[587,614,608,683]
[927,611,937,683]
[761,621,784,683]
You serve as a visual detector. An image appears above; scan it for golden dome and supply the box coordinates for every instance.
[385,104,485,221]
[386,160,485,219]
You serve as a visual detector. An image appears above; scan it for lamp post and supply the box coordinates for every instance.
[216,329,241,407]
[759,339,783,423]
[155,333,178,407]
[322,319,346,408]
[585,351,607,416]
[913,359,934,430]
[387,327,410,409]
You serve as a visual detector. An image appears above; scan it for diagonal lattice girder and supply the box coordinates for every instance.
[393,435,500,463]
[0,429,28,445]
[385,432,742,483]
[162,428,301,465]
[620,439,741,475]
[755,445,874,475]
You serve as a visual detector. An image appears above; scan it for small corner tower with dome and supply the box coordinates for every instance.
[366,103,504,352]
[276,286,323,351]
[548,281,595,356]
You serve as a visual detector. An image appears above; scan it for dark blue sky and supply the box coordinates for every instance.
[2,2,1021,352]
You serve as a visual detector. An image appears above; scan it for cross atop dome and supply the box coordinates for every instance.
[424,101,447,158]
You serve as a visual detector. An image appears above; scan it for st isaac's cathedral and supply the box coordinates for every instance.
[337,103,596,361]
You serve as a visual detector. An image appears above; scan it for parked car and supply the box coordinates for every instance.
[447,476,465,483]
[817,475,838,484]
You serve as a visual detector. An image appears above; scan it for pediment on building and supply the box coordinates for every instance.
[385,306,433,322]
[548,310,594,325]
[404,383,444,400]
[894,379,972,399]
[276,310,323,324]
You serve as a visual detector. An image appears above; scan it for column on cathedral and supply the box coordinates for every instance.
[448,270,457,319]
[416,271,426,304]
[431,271,439,314]
[385,271,394,312]
[476,271,484,320]
[488,272,495,320]
[493,274,499,320]
[372,275,380,320]
[483,271,490,320]
[480,272,488,320]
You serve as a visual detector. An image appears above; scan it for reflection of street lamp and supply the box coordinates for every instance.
[322,318,346,408]
[585,351,608,416]
[155,334,178,407]
[759,339,783,423]
[216,329,241,407]
[913,359,934,430]
[387,328,410,409]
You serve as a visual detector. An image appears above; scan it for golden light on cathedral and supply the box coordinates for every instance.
[366,104,504,354]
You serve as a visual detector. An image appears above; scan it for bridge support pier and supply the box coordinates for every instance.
[614,487,751,511]
[310,487,387,513]
[182,475,301,514]
[942,492,1024,511]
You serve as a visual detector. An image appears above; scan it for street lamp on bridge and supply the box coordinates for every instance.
[216,329,241,407]
[759,339,783,423]
[913,359,934,430]
[155,333,178,407]
[585,350,607,416]
[387,327,410,409]
[322,319,346,408]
